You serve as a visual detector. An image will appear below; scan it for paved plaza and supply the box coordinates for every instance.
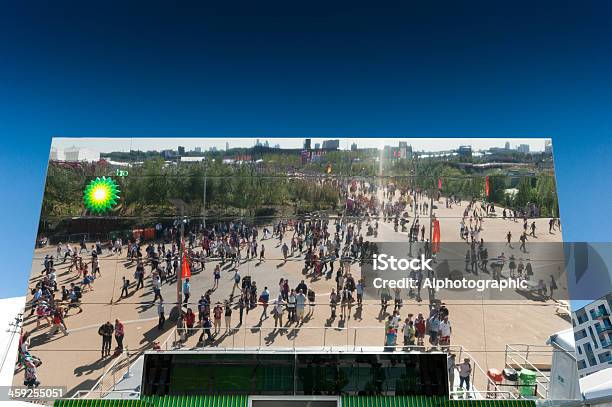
[18,185,570,396]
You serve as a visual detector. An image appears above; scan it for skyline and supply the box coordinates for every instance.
[50,137,551,155]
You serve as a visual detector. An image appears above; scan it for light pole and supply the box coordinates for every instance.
[429,173,435,255]
[202,163,207,230]
[175,215,185,325]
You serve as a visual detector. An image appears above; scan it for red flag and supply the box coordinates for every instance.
[432,219,441,254]
[438,178,442,190]
[485,176,490,197]
[181,252,191,279]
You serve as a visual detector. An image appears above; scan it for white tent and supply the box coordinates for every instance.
[580,367,612,405]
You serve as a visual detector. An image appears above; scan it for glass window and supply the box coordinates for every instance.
[574,329,587,341]
[144,353,449,397]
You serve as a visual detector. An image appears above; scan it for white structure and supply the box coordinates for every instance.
[546,328,581,400]
[572,294,612,377]
[62,146,100,162]
[0,296,37,406]
[580,367,612,406]
[179,156,206,162]
[49,147,64,161]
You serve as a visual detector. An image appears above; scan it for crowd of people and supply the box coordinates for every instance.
[22,176,559,394]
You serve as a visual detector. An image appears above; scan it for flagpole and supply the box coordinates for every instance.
[176,216,185,326]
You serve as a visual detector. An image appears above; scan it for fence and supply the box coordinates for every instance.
[71,328,176,400]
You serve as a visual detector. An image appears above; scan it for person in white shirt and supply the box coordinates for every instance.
[391,310,401,329]
[458,358,472,391]
[273,295,284,328]
[438,315,452,349]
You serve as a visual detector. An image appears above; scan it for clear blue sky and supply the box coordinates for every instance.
[1,0,611,300]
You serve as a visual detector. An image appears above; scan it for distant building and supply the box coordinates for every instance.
[209,146,217,152]
[194,147,202,153]
[304,138,312,150]
[545,140,553,154]
[573,294,612,377]
[161,149,177,159]
[273,144,280,149]
[178,146,185,155]
[49,147,64,161]
[62,146,100,162]
[398,142,412,158]
[505,141,511,150]
[264,140,269,148]
[457,145,472,159]
[314,143,320,150]
[322,139,340,150]
[351,142,357,151]
[517,144,530,153]
[383,145,401,159]
[226,142,229,151]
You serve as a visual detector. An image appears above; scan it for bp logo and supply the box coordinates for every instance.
[83,176,120,213]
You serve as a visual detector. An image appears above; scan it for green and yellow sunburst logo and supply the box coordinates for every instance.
[83,177,120,213]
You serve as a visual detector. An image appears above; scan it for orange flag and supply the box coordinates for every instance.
[181,252,191,279]
[432,219,441,254]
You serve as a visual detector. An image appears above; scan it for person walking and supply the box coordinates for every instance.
[135,262,145,290]
[238,295,245,325]
[48,309,69,338]
[549,275,558,300]
[152,275,163,302]
[183,278,191,305]
[519,232,528,252]
[329,289,339,319]
[157,301,166,330]
[259,286,270,320]
[213,265,221,290]
[232,270,241,299]
[120,276,130,298]
[198,317,213,345]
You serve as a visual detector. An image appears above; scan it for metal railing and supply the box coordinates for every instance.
[167,324,514,400]
[449,389,518,400]
[71,348,128,399]
[73,328,176,399]
[73,324,536,401]
[70,390,140,400]
[168,324,455,351]
[504,343,552,399]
